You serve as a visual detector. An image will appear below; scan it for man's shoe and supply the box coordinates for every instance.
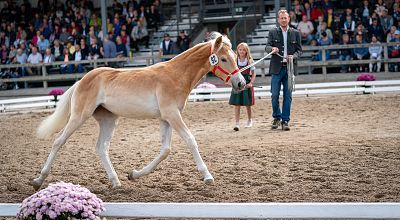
[271,118,281,129]
[281,121,290,131]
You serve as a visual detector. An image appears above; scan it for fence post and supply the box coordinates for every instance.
[42,65,48,88]
[383,44,388,74]
[322,48,327,79]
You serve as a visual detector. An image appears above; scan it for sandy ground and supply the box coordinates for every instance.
[1,93,400,205]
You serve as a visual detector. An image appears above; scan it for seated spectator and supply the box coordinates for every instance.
[315,31,332,61]
[7,44,17,64]
[302,2,312,21]
[147,4,160,31]
[353,23,368,42]
[37,34,50,55]
[338,34,353,73]
[115,36,128,57]
[343,15,356,36]
[5,24,16,48]
[289,11,299,28]
[368,19,385,41]
[368,35,383,72]
[27,46,43,75]
[388,30,400,72]
[120,30,130,56]
[309,39,319,61]
[43,48,55,64]
[316,22,333,41]
[59,27,70,45]
[88,38,101,60]
[176,30,192,54]
[0,32,7,47]
[293,4,303,23]
[79,38,89,59]
[353,34,369,72]
[60,48,73,74]
[379,9,394,35]
[43,48,55,73]
[0,44,9,64]
[297,15,315,44]
[159,33,174,61]
[70,44,85,73]
[331,13,342,43]
[51,39,64,61]
[387,26,398,42]
[32,30,41,46]
[324,8,334,29]
[103,36,117,59]
[321,0,334,13]
[16,26,27,45]
[374,0,387,17]
[130,17,149,51]
[359,0,372,26]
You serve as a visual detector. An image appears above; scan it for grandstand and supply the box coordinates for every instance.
[0,0,399,96]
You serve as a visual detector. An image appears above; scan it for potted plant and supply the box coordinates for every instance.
[356,73,376,94]
[17,182,105,220]
[48,88,65,102]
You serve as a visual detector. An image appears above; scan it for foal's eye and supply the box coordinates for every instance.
[221,58,227,62]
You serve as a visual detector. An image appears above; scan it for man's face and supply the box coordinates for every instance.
[278,12,289,27]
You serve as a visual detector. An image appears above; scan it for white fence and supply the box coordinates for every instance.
[1,80,400,113]
[189,80,400,101]
[1,202,400,218]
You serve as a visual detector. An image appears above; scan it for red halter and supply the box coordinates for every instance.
[209,43,240,83]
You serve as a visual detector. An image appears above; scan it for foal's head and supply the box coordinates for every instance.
[209,34,246,91]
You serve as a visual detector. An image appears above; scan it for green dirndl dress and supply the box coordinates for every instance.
[229,61,255,106]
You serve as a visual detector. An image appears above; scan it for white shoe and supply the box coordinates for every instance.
[233,123,240,131]
[244,119,253,128]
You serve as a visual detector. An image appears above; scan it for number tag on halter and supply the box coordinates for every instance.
[209,54,219,66]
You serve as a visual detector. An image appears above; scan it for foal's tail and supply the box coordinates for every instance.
[37,82,79,139]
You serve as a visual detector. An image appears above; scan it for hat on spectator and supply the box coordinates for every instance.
[395,30,400,35]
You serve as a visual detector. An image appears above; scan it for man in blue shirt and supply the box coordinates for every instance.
[353,34,369,72]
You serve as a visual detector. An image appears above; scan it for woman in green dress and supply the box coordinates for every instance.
[229,42,256,131]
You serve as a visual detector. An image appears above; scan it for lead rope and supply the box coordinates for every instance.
[240,51,295,92]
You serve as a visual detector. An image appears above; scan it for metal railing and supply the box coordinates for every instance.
[228,2,263,48]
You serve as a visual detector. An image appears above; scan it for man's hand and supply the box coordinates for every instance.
[271,47,279,54]
[245,82,253,88]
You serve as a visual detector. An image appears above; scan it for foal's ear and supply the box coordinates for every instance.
[213,36,223,53]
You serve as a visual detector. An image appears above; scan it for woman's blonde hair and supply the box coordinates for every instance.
[235,42,253,64]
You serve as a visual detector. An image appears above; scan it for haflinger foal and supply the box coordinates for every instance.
[31,34,246,190]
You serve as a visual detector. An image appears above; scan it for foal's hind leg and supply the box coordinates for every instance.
[93,107,121,188]
[128,120,172,180]
[31,115,89,190]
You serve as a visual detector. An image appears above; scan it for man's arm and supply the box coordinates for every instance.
[265,29,274,53]
[292,30,302,59]
[265,29,279,54]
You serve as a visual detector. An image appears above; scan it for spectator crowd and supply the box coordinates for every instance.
[0,0,163,88]
[290,0,400,72]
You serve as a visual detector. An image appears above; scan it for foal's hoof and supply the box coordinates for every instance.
[112,182,122,189]
[128,170,141,180]
[204,177,214,185]
[30,179,42,191]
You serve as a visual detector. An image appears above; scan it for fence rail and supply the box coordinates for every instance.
[1,80,399,113]
[1,202,400,218]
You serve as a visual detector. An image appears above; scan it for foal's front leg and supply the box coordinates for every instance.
[167,112,214,184]
[128,120,172,180]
